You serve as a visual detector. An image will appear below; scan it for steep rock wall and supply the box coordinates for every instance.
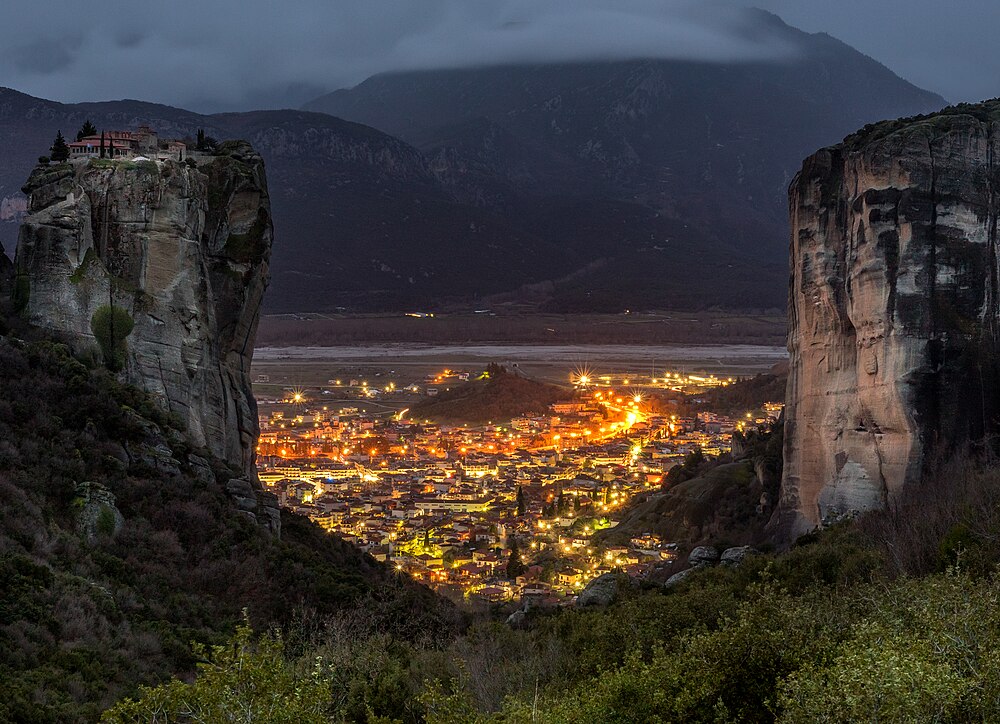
[0,240,11,295]
[775,102,1000,539]
[13,142,272,477]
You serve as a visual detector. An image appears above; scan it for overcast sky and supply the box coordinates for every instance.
[1,1,996,113]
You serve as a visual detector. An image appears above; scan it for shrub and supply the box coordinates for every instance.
[90,305,134,372]
[101,619,334,724]
[50,131,70,163]
[11,273,29,313]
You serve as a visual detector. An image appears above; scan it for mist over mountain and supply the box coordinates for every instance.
[0,11,943,312]
[304,12,944,310]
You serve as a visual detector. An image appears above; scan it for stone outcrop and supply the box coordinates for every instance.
[776,101,1000,539]
[74,481,125,543]
[13,142,272,477]
[575,572,624,607]
[688,546,720,567]
[663,546,756,588]
[720,546,755,567]
[0,242,11,298]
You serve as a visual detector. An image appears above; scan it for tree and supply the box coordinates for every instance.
[76,120,97,141]
[506,538,525,579]
[196,129,218,152]
[666,447,707,486]
[101,619,334,724]
[50,131,69,163]
[515,486,526,516]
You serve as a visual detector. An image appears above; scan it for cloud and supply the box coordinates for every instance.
[0,0,798,112]
[1,0,995,112]
[10,37,82,74]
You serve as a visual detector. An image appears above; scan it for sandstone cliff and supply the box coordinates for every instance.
[775,101,1000,539]
[13,142,272,478]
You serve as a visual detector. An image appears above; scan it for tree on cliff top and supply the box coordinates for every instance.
[76,120,97,141]
[196,129,218,151]
[50,131,69,163]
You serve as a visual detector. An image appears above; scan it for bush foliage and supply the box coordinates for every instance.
[90,304,135,371]
[10,309,1000,722]
[0,333,456,722]
[98,517,1000,723]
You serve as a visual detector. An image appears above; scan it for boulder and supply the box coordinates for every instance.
[576,573,621,607]
[720,546,755,567]
[226,478,258,512]
[506,610,527,629]
[688,546,720,568]
[259,504,282,537]
[663,568,695,589]
[188,454,216,487]
[226,478,281,536]
[75,481,124,543]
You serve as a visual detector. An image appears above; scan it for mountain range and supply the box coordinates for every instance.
[0,10,944,313]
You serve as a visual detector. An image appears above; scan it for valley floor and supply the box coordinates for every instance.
[256,311,787,348]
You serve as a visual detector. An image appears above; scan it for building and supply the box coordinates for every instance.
[69,137,133,158]
[414,497,493,514]
[65,126,187,162]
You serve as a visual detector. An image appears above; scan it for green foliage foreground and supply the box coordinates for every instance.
[100,538,1000,723]
[103,619,334,724]
[0,333,456,723]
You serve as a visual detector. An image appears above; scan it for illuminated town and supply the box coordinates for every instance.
[256,365,782,607]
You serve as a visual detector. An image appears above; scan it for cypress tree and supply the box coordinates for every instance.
[506,538,525,579]
[50,131,70,162]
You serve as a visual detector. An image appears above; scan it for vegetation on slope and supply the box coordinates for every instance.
[688,368,788,417]
[603,422,783,550]
[0,320,457,723]
[410,364,575,424]
[842,98,1000,151]
[100,443,1000,723]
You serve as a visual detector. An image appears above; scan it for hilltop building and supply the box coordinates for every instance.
[67,125,188,162]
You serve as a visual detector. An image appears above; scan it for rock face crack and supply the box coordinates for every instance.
[14,144,273,477]
[774,102,1000,540]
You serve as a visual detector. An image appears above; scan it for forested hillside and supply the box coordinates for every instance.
[0,314,457,722]
[104,452,1000,723]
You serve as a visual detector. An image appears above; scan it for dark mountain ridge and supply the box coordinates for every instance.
[0,89,565,312]
[306,13,945,310]
[0,13,945,313]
